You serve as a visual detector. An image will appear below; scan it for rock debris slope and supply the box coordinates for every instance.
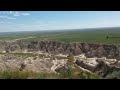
[0,40,120,78]
[0,40,120,60]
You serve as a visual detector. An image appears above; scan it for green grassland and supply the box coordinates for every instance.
[0,27,120,44]
[0,68,100,79]
[0,52,101,79]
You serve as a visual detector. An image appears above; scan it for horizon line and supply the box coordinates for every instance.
[0,26,120,33]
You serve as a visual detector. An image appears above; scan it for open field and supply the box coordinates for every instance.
[0,27,120,44]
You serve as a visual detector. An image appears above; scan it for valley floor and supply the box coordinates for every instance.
[0,51,119,79]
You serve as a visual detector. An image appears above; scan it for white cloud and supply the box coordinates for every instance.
[13,12,30,16]
[0,16,16,20]
[0,21,12,24]
[21,13,30,16]
[0,11,30,17]
[0,11,17,14]
[13,14,19,16]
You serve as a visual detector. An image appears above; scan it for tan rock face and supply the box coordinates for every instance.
[51,59,67,72]
[0,40,120,78]
[0,40,120,60]
[75,55,120,78]
[0,53,68,73]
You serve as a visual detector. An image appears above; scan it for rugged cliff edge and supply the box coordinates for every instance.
[0,40,120,60]
[0,40,120,78]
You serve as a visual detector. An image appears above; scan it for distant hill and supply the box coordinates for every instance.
[0,27,120,35]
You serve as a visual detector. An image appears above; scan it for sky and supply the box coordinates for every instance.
[0,11,120,32]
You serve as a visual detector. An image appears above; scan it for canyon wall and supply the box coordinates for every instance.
[0,40,120,60]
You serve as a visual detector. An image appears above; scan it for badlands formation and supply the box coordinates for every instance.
[0,40,120,78]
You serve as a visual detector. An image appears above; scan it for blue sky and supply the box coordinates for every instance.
[0,11,120,32]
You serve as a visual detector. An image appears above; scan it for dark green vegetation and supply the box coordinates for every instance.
[106,71,120,79]
[0,27,120,44]
[0,69,100,79]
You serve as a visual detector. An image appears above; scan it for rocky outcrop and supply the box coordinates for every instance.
[51,59,68,72]
[94,59,120,77]
[55,65,69,73]
[1,39,120,78]
[0,53,68,73]
[75,58,120,78]
[0,54,51,72]
[75,59,96,72]
[0,40,120,60]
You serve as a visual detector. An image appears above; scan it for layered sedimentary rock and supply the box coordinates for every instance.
[0,53,68,73]
[0,40,120,78]
[75,57,120,77]
[0,40,120,60]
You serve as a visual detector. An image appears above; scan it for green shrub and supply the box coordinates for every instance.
[106,71,120,79]
[0,69,101,79]
[0,70,35,79]
[36,73,59,79]
[67,54,74,66]
[58,65,101,79]
[77,71,101,79]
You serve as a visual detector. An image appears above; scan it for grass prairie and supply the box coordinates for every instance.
[0,27,120,44]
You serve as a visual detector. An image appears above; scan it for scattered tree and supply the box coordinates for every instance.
[106,36,108,39]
